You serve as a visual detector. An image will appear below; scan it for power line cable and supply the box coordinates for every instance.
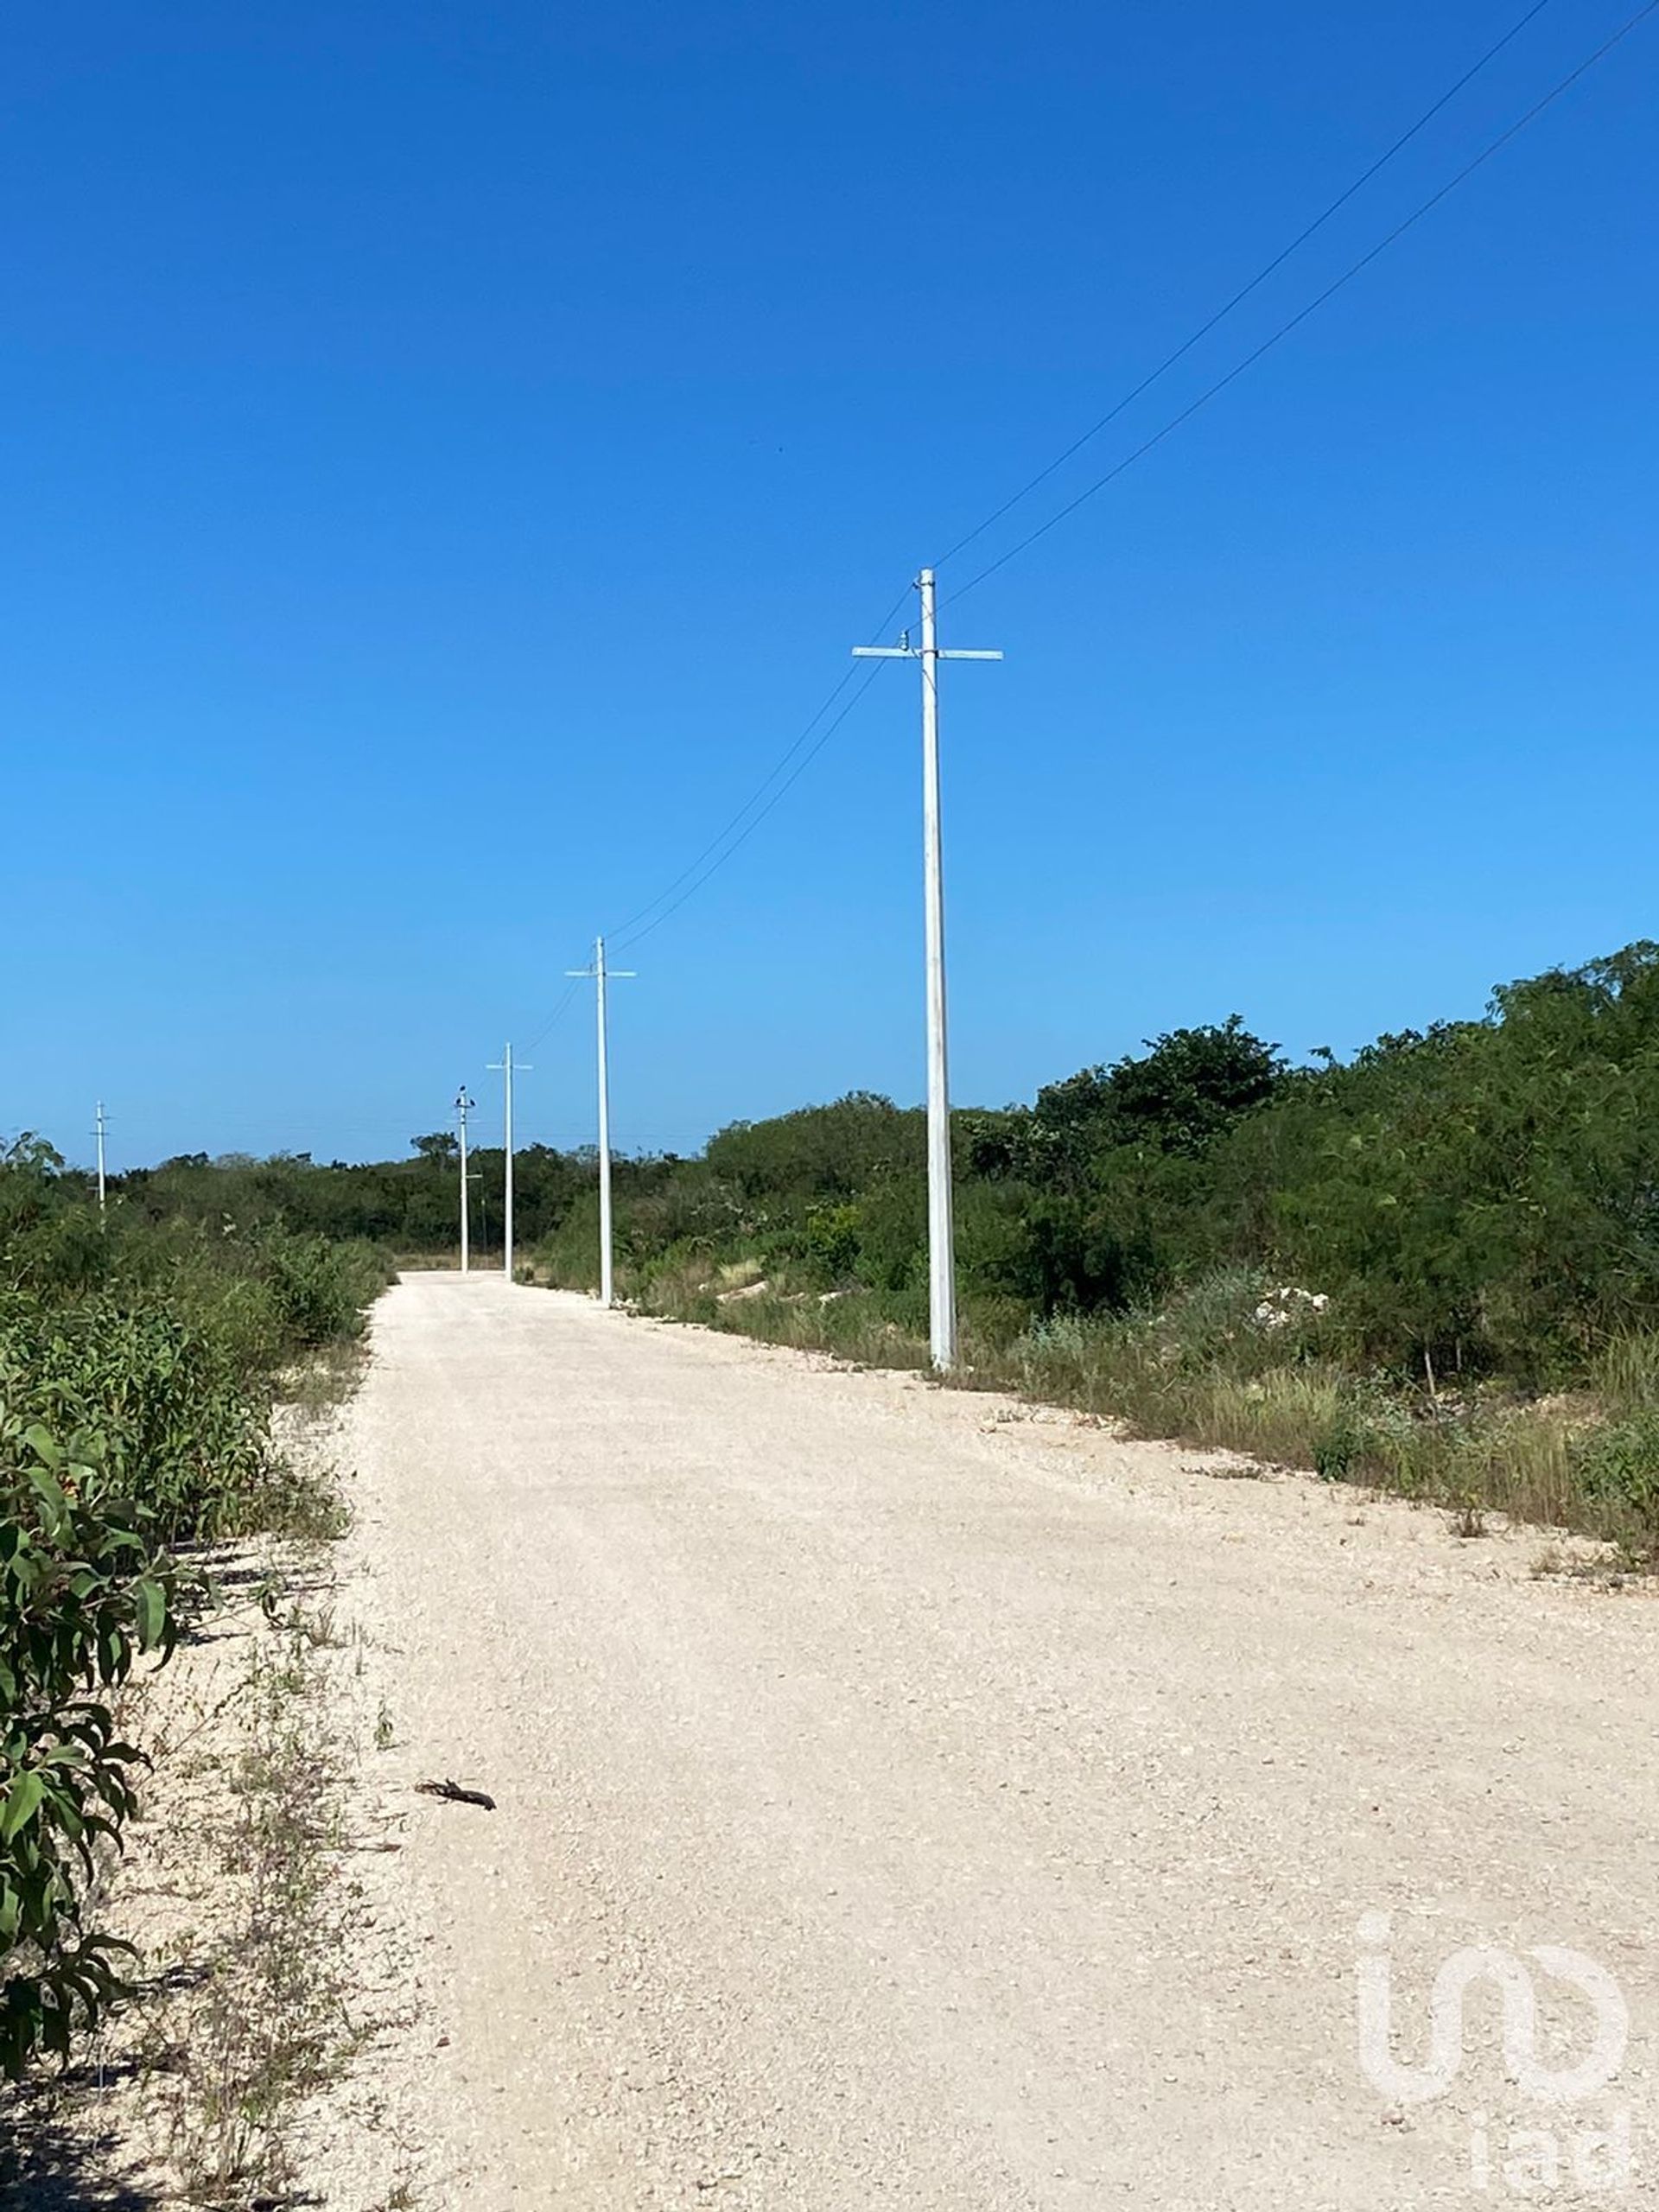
[946,0,1659,606]
[600,667,860,941]
[506,625,902,1042]
[601,583,912,948]
[931,0,1560,575]
[522,977,583,1054]
[580,0,1606,959]
[497,627,896,1098]
[498,2,1647,1020]
[609,657,893,954]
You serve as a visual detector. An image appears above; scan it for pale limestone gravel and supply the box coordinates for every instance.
[309,1272,1659,2209]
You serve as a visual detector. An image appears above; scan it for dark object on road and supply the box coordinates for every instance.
[416,1777,497,1811]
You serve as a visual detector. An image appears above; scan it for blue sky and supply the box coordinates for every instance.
[6,2,1656,1168]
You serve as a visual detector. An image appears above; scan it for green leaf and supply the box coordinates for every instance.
[132,1579,166,1653]
[0,1772,45,1842]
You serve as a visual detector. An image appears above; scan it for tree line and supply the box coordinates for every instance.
[552,941,1659,1388]
[33,937,1659,1391]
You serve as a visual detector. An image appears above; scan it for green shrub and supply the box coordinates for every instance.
[801,1201,861,1282]
[0,1160,392,2076]
[1312,1414,1367,1483]
[0,1351,181,2074]
[5,1297,271,1547]
[1573,1409,1659,1534]
[257,1230,385,1351]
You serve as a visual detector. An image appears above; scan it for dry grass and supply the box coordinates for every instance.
[603,1268,1659,1562]
[163,1597,359,2202]
[0,1347,418,2208]
[281,1334,370,1415]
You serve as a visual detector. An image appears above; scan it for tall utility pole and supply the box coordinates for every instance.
[94,1101,108,1220]
[567,936,635,1307]
[854,569,1002,1372]
[487,1044,531,1282]
[454,1086,476,1274]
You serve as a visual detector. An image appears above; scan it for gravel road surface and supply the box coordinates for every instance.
[323,1273,1657,2209]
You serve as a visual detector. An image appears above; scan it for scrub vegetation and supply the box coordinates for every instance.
[0,1136,389,2075]
[13,935,1659,2071]
[538,940,1659,1558]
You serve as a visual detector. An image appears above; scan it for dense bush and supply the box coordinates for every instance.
[510,942,1659,1550]
[543,944,1659,1392]
[0,1338,178,2072]
[1574,1409,1659,1536]
[0,1150,391,2075]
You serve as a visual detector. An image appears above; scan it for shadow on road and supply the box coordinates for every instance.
[0,2084,156,2210]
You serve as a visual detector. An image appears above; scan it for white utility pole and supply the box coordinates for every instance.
[454,1086,476,1274]
[487,1044,531,1282]
[566,936,635,1307]
[94,1101,108,1220]
[854,569,1002,1372]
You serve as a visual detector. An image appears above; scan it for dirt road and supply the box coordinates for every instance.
[324,1274,1657,2209]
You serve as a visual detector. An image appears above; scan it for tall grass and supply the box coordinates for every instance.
[1002,1280,1659,1550]
[555,1243,1659,1560]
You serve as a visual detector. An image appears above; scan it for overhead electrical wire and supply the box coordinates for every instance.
[929,0,1560,575]
[586,0,1625,963]
[596,583,912,952]
[505,0,1654,1032]
[944,0,1659,605]
[513,618,901,1028]
[600,667,863,945]
[522,977,582,1054]
[607,656,893,955]
[502,645,897,1109]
